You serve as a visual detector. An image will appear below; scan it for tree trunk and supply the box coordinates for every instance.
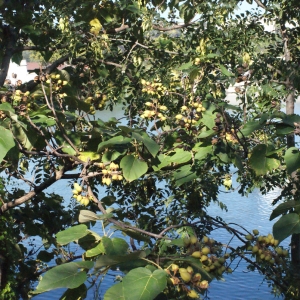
[0,25,17,87]
[286,91,300,266]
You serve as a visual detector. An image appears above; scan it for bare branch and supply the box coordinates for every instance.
[153,21,195,32]
[106,24,129,34]
[0,167,72,213]
[253,0,267,10]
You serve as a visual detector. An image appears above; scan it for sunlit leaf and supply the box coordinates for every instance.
[270,201,300,220]
[273,213,300,243]
[132,131,159,157]
[104,268,167,300]
[284,147,300,174]
[249,144,280,175]
[33,261,93,294]
[95,251,147,269]
[56,224,88,245]
[98,136,132,152]
[120,155,148,182]
[0,127,15,163]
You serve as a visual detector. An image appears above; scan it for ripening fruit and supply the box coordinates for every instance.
[190,236,198,244]
[187,289,199,298]
[203,236,209,243]
[218,257,225,264]
[253,229,259,235]
[77,195,82,202]
[159,105,168,111]
[112,174,119,180]
[275,247,283,255]
[199,280,209,289]
[201,247,210,255]
[55,74,60,79]
[74,183,82,193]
[191,251,201,258]
[82,196,89,206]
[104,177,112,185]
[175,114,183,120]
[179,268,192,282]
[252,245,259,253]
[200,255,208,262]
[245,234,253,241]
[193,273,201,281]
[183,237,191,247]
[171,264,179,272]
[265,254,272,261]
[72,189,79,195]
[186,266,194,274]
[282,250,289,257]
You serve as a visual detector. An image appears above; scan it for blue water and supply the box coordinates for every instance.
[31,104,293,299]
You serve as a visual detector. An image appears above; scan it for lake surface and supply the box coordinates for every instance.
[32,101,297,299]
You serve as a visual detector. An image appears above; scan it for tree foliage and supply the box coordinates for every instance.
[1,0,300,299]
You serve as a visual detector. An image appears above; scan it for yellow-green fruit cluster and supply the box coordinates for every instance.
[248,232,288,265]
[72,182,90,206]
[189,236,231,276]
[141,79,167,98]
[175,100,205,129]
[140,100,167,121]
[98,162,123,185]
[168,263,209,296]
[95,93,108,110]
[46,73,68,92]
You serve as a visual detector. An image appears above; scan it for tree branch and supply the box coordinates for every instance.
[0,167,72,214]
[153,21,195,32]
[0,26,18,87]
[253,0,267,10]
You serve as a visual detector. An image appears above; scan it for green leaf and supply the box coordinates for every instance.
[172,165,197,186]
[249,144,280,175]
[167,149,191,164]
[30,114,56,126]
[95,250,147,269]
[284,147,300,174]
[239,121,262,137]
[194,144,212,160]
[78,210,99,223]
[78,151,101,162]
[37,250,55,263]
[270,201,300,220]
[198,129,215,138]
[0,127,15,163]
[219,64,234,77]
[273,213,300,243]
[60,284,87,300]
[132,132,159,157]
[101,236,129,255]
[0,102,15,113]
[104,282,125,300]
[126,4,141,14]
[104,268,167,300]
[56,224,88,245]
[178,61,193,70]
[33,261,93,294]
[85,242,105,258]
[98,136,132,152]
[120,155,148,182]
